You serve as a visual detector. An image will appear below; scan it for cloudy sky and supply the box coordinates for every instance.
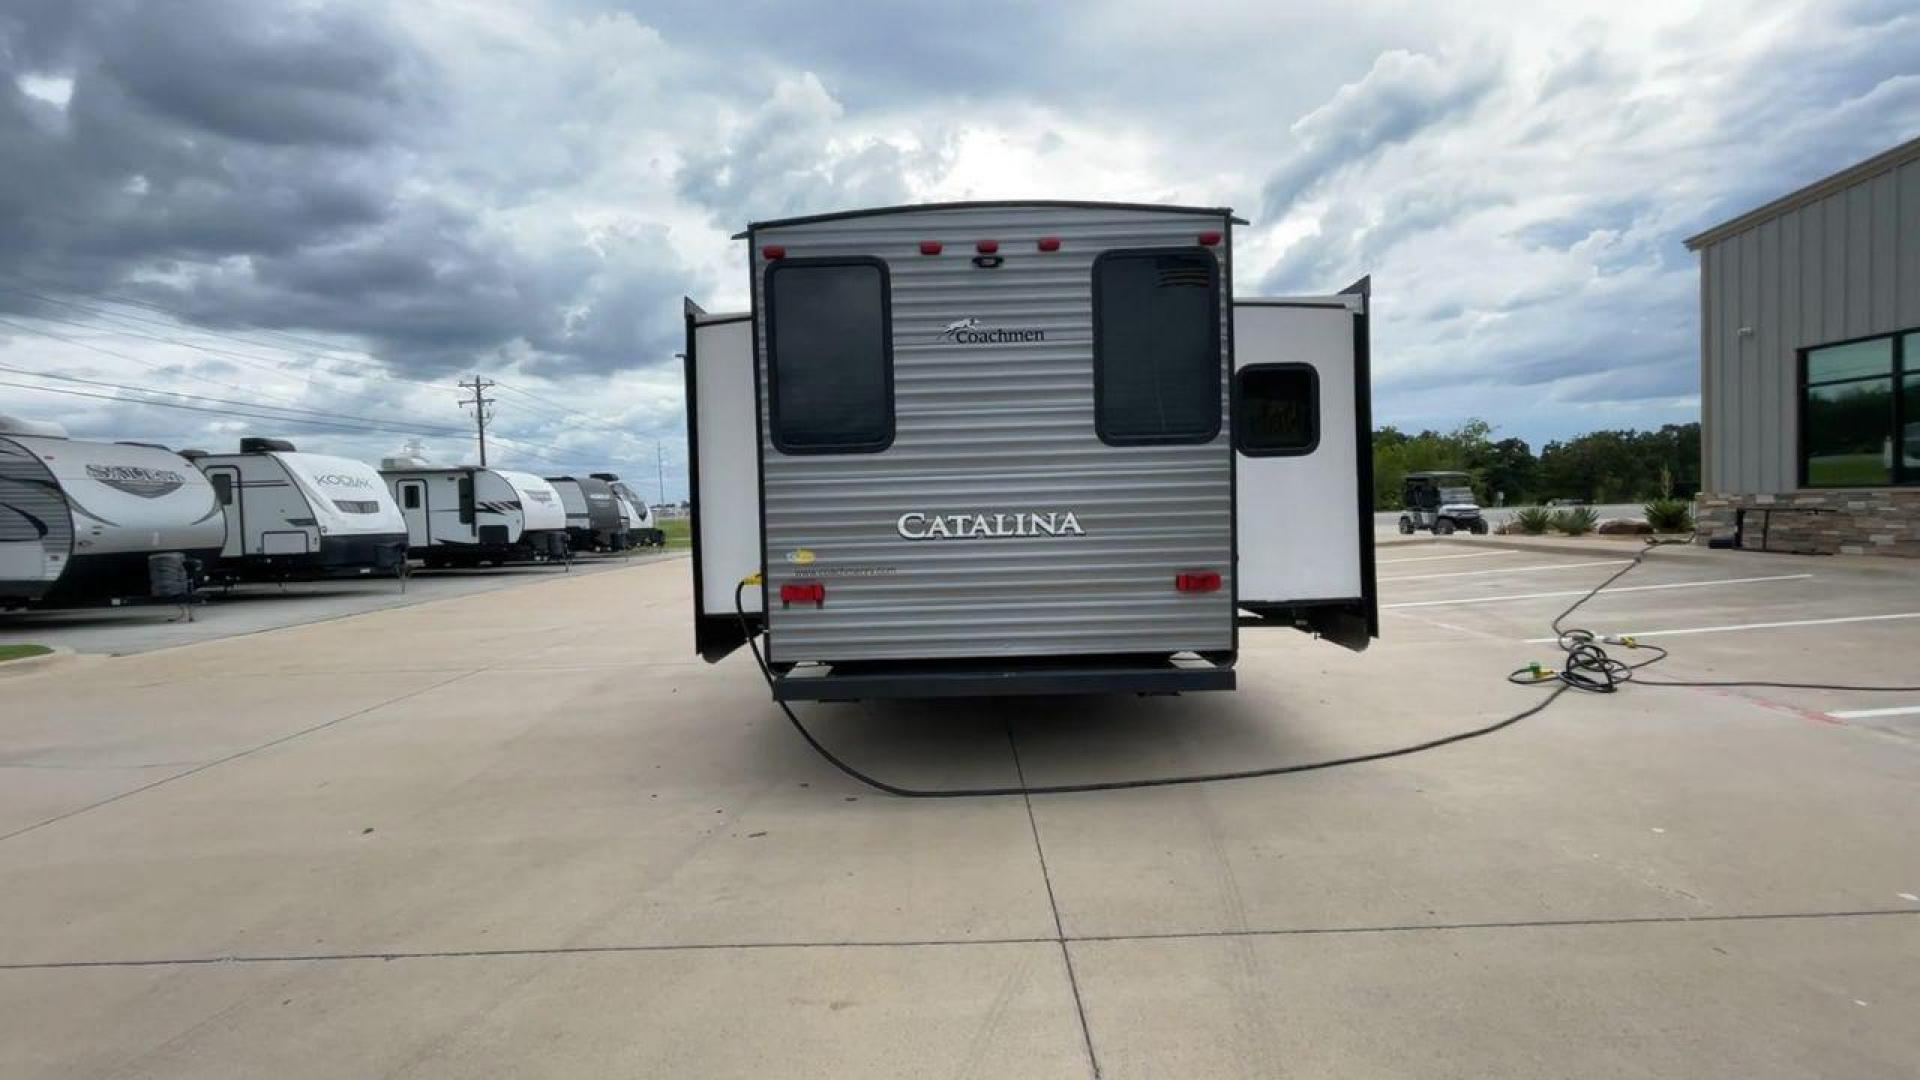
[2,0,1915,499]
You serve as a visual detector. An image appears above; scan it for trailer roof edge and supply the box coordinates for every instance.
[730,200,1246,239]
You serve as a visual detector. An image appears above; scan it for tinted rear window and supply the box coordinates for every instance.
[1093,249,1222,445]
[766,259,893,453]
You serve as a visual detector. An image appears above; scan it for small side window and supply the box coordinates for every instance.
[1234,364,1319,456]
[210,473,234,505]
[401,486,420,510]
[765,258,894,454]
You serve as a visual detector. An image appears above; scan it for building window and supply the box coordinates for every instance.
[1093,249,1223,445]
[765,258,894,454]
[1800,330,1915,488]
[1234,364,1319,456]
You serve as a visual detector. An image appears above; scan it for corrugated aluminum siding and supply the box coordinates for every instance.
[752,205,1234,663]
[1699,153,1920,493]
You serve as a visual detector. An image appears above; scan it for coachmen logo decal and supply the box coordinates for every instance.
[898,511,1085,540]
[86,463,185,499]
[314,473,374,489]
[939,317,1045,345]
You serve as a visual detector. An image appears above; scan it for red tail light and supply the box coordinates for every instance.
[1197,230,1222,247]
[975,239,999,254]
[762,245,786,260]
[1036,236,1061,252]
[1175,571,1221,594]
[919,240,943,255]
[779,581,826,605]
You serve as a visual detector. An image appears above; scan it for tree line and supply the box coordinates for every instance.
[1372,419,1701,510]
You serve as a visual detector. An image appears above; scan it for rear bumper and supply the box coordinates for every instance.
[771,654,1235,701]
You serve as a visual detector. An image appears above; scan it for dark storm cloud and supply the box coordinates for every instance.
[1262,48,1502,218]
[0,0,690,379]
[675,73,954,228]
[99,1,422,148]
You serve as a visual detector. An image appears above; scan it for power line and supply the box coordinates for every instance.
[0,358,472,437]
[0,284,662,470]
[0,379,466,438]
[0,317,611,464]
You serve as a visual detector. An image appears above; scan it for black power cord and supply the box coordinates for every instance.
[740,540,1919,799]
[736,580,1566,798]
[1510,538,1920,695]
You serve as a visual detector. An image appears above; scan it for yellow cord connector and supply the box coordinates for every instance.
[742,571,763,585]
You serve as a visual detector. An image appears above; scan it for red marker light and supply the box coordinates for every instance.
[1037,236,1061,252]
[975,240,999,254]
[762,245,786,260]
[1175,571,1221,593]
[919,240,943,255]
[1197,231,1222,247]
[779,582,826,605]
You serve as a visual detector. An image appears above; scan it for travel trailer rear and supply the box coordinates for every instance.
[188,439,408,581]
[594,473,663,547]
[683,201,1375,700]
[378,457,569,567]
[548,474,627,551]
[0,416,225,606]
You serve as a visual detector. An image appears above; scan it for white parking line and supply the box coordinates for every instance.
[1382,559,1630,582]
[1827,704,1920,720]
[1525,611,1920,643]
[1384,573,1811,609]
[1376,550,1518,566]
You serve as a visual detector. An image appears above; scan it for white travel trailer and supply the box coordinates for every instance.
[593,473,663,547]
[0,416,225,606]
[547,474,628,551]
[187,439,409,581]
[379,457,570,567]
[683,201,1376,700]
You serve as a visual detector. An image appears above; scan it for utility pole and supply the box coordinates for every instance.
[655,439,665,505]
[458,376,494,466]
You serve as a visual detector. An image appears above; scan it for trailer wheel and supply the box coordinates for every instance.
[1435,519,1456,536]
[1397,517,1414,535]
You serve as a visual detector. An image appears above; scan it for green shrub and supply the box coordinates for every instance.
[1552,506,1598,535]
[1513,506,1554,535]
[1643,497,1694,533]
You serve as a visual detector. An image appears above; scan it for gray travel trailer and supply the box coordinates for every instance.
[187,439,409,581]
[0,416,225,606]
[595,473,664,547]
[379,457,570,567]
[548,474,628,551]
[683,201,1376,701]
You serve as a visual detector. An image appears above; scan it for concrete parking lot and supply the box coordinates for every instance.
[2,543,1917,1077]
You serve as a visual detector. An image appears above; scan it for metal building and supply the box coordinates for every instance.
[1685,135,1920,556]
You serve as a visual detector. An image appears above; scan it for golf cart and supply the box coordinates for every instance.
[1398,471,1488,535]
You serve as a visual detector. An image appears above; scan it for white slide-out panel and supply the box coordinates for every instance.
[1235,297,1363,604]
[694,314,762,616]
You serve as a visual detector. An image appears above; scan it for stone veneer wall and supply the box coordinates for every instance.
[1695,490,1920,557]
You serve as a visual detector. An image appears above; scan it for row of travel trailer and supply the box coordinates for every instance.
[0,419,661,609]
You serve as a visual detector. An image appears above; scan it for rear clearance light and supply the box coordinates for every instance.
[779,581,826,606]
[762,245,786,260]
[1197,230,1222,247]
[975,239,999,254]
[1175,571,1221,594]
[1036,236,1061,252]
[919,240,943,255]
